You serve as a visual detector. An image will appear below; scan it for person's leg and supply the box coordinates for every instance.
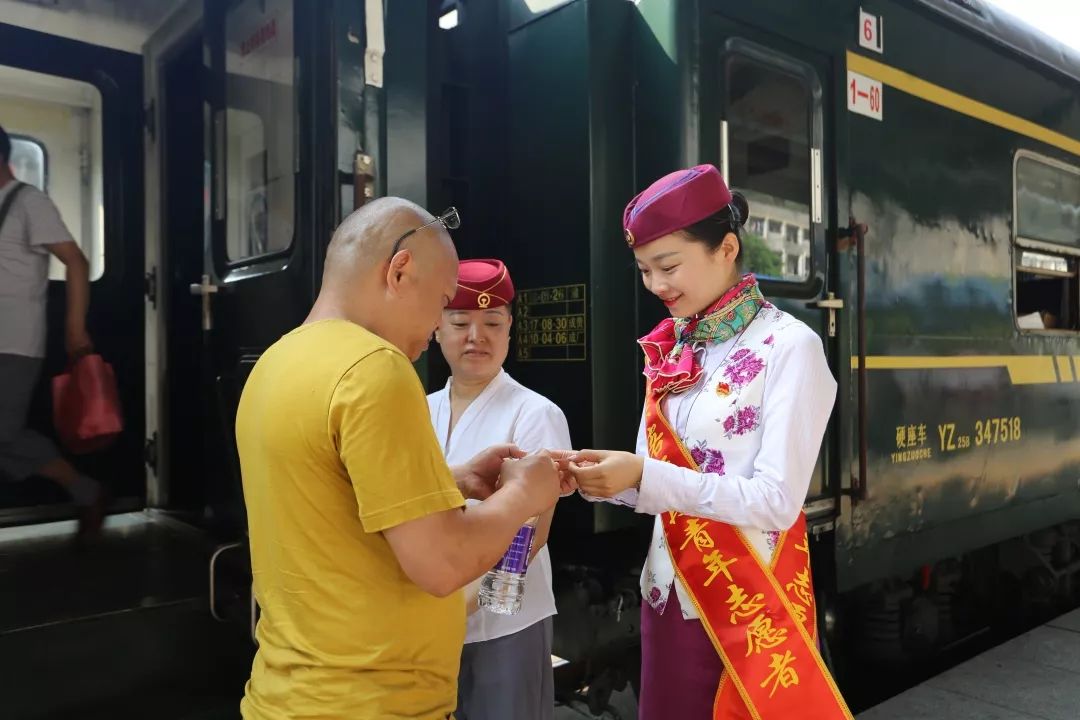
[35,457,100,505]
[456,640,478,720]
[538,616,554,720]
[0,354,103,535]
[455,619,554,720]
[639,588,725,719]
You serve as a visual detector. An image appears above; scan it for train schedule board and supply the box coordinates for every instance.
[514,283,587,362]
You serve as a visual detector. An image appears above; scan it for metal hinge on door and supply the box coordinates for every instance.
[810,292,844,337]
[354,152,375,209]
[144,99,156,142]
[144,266,157,308]
[144,431,158,474]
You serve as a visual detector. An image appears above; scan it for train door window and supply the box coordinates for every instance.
[1013,152,1080,332]
[223,0,295,263]
[0,65,105,281]
[723,53,816,283]
[9,135,46,190]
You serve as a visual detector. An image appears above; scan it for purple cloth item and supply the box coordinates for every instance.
[639,586,725,719]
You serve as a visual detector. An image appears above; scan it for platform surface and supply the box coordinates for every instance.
[859,608,1080,720]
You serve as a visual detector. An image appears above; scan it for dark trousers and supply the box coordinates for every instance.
[456,616,554,720]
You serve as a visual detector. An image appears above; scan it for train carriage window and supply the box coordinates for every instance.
[724,55,814,282]
[9,136,47,190]
[224,0,295,263]
[0,66,105,281]
[1016,155,1080,249]
[1014,152,1080,332]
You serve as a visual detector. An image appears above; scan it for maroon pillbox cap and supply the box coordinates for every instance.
[622,164,733,248]
[448,258,515,310]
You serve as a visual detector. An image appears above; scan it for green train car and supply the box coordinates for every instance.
[430,0,1080,681]
[1,0,1078,713]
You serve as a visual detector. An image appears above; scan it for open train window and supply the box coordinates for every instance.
[1013,152,1080,332]
[722,51,820,284]
[1015,251,1078,331]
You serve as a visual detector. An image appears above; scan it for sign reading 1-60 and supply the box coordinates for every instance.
[850,76,881,113]
[847,70,883,121]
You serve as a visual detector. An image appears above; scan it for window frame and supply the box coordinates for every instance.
[1012,149,1080,335]
[719,38,825,296]
[212,0,299,276]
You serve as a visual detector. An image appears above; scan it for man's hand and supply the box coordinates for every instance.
[386,450,560,598]
[568,449,644,497]
[499,451,561,517]
[454,443,526,500]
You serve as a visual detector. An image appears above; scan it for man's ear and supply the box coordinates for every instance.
[385,249,413,295]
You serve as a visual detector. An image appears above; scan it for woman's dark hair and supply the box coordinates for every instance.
[680,191,750,267]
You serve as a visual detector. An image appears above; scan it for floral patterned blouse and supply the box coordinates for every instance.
[591,304,836,619]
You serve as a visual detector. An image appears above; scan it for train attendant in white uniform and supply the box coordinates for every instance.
[427,258,571,720]
[569,165,853,719]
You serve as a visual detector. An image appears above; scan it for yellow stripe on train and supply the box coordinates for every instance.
[848,356,1080,384]
[846,51,1080,158]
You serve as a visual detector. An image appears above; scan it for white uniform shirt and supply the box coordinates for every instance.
[428,369,571,643]
[589,308,836,619]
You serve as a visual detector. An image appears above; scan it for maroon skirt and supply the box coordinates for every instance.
[639,587,725,720]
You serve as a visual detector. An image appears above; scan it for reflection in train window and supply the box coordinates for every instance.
[224,0,295,262]
[0,65,105,281]
[1014,153,1080,333]
[724,54,814,282]
[9,136,47,191]
[1015,154,1080,250]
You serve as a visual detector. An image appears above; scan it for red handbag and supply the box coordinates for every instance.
[52,353,124,454]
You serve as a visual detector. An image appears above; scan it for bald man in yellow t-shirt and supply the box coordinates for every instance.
[236,199,563,720]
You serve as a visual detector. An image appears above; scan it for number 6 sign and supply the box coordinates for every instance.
[859,8,883,54]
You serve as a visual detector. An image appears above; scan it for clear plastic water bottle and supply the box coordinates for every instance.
[479,515,539,615]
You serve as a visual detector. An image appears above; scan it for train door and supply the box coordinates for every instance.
[707,17,844,527]
[0,25,145,525]
[144,0,323,532]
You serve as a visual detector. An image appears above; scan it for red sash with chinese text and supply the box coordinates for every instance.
[645,388,853,720]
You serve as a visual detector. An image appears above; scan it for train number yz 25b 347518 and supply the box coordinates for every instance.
[938,417,1022,452]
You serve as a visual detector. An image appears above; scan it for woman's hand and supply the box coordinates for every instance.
[546,449,581,495]
[568,450,644,497]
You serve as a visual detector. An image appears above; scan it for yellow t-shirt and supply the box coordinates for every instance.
[237,319,466,720]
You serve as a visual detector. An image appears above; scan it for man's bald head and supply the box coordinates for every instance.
[311,197,461,361]
[325,197,433,275]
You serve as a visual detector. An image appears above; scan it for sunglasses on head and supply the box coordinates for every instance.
[388,207,461,262]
